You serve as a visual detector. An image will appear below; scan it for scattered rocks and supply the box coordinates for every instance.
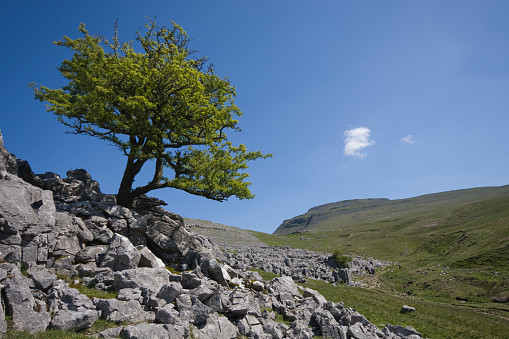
[0,129,425,338]
[221,244,392,286]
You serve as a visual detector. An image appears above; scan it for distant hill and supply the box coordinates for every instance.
[258,185,509,309]
[274,198,390,234]
[274,186,509,237]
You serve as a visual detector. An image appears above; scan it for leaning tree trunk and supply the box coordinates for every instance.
[117,157,146,207]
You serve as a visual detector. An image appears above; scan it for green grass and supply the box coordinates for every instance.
[56,275,119,300]
[250,267,280,281]
[253,189,509,301]
[4,319,121,339]
[243,186,509,337]
[299,278,509,339]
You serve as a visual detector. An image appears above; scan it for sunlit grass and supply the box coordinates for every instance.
[299,278,509,339]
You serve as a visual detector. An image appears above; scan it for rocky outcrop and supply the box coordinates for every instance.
[0,130,17,175]
[0,130,424,338]
[221,244,391,285]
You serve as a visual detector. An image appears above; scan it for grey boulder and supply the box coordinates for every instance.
[112,267,170,293]
[99,233,141,271]
[50,309,99,331]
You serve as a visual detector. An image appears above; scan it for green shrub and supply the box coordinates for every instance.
[332,250,352,268]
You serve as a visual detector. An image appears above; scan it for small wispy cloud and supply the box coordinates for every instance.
[343,127,375,158]
[400,134,415,144]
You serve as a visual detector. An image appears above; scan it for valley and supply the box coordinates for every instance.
[189,186,509,338]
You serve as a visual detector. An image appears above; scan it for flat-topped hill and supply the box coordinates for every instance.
[274,186,509,235]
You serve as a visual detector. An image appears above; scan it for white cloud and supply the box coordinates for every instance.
[343,127,375,158]
[400,134,415,144]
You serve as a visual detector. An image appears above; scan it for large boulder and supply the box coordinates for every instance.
[132,196,222,270]
[94,298,150,324]
[4,275,51,333]
[137,245,166,268]
[28,268,57,291]
[45,279,100,330]
[0,172,55,263]
[112,267,170,293]
[50,309,99,331]
[99,233,141,271]
[120,322,183,339]
[200,254,231,286]
[47,280,97,313]
[83,216,115,244]
[266,276,302,298]
[192,312,238,339]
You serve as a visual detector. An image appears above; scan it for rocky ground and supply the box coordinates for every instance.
[221,245,392,287]
[187,219,393,286]
[0,129,424,338]
[186,218,269,247]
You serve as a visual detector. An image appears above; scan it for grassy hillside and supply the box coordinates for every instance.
[269,186,509,272]
[189,186,509,337]
[248,186,509,337]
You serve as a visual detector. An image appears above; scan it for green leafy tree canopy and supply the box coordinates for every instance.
[30,19,271,207]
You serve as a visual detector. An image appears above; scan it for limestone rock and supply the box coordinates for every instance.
[99,233,141,271]
[201,255,231,286]
[36,168,103,203]
[302,287,327,306]
[193,313,238,339]
[155,303,184,326]
[0,130,18,175]
[181,271,202,289]
[157,281,183,303]
[84,216,114,244]
[267,276,301,298]
[47,280,96,313]
[0,172,55,262]
[402,305,416,313]
[137,245,166,268]
[112,267,169,293]
[11,305,52,333]
[120,322,173,339]
[385,323,423,338]
[50,309,99,331]
[75,245,109,264]
[29,268,57,291]
[4,275,35,311]
[117,288,144,303]
[94,298,149,324]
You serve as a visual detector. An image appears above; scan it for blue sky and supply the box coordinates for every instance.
[1,1,508,233]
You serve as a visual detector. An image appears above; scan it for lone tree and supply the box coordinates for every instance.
[30,19,270,207]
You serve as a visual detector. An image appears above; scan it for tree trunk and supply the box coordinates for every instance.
[117,157,146,207]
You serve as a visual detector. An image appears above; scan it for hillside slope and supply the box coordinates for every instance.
[186,186,509,337]
[185,218,268,247]
[258,185,509,313]
[275,185,509,236]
